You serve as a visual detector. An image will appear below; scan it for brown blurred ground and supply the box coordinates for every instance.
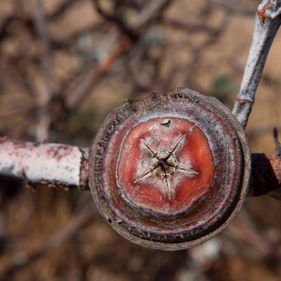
[1,0,281,280]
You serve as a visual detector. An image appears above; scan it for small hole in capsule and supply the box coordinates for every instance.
[160,119,171,127]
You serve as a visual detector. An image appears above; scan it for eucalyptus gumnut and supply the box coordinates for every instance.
[89,88,250,250]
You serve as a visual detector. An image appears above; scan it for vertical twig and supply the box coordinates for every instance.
[32,0,53,141]
[232,0,281,128]
[0,204,95,281]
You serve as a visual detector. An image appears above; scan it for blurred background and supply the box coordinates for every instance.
[0,0,281,280]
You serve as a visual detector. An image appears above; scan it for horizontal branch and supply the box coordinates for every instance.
[0,137,281,198]
[0,137,89,191]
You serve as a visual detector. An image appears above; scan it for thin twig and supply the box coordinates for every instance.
[0,204,95,281]
[58,0,174,117]
[229,210,275,257]
[64,36,130,110]
[32,0,53,141]
[185,2,230,88]
[91,0,139,42]
[47,0,77,21]
[232,0,281,128]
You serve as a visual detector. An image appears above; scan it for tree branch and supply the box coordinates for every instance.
[55,0,175,120]
[232,0,281,128]
[0,137,89,191]
[1,137,281,198]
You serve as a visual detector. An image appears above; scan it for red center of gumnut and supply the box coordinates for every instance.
[117,116,214,215]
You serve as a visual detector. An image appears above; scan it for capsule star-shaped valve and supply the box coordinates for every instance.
[134,134,199,201]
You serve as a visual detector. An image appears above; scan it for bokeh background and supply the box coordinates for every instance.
[1,0,281,280]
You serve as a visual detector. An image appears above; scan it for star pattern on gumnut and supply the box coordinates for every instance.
[134,134,199,201]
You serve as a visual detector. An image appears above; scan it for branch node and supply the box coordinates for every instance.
[273,127,281,157]
[257,0,281,22]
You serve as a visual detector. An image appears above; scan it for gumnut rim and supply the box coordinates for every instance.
[89,88,251,251]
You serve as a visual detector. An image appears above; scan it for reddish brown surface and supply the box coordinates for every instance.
[117,117,214,215]
[91,90,249,249]
[268,154,281,182]
[257,1,271,22]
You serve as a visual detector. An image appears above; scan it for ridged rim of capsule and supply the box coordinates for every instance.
[89,88,250,250]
